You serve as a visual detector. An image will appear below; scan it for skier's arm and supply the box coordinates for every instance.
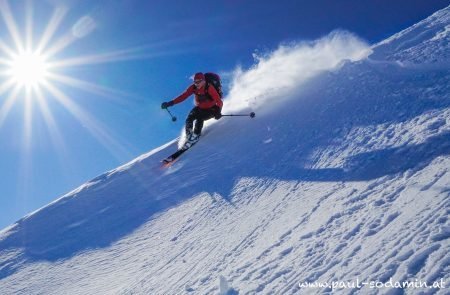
[207,85,223,108]
[172,85,195,105]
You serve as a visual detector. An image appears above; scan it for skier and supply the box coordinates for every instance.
[161,72,223,145]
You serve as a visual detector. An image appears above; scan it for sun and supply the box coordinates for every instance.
[0,0,153,156]
[7,51,49,89]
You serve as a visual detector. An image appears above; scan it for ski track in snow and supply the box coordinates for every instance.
[1,6,450,295]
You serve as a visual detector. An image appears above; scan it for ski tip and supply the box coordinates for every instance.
[161,162,172,169]
[161,159,173,168]
[161,157,179,168]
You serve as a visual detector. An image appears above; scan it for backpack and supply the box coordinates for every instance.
[204,72,223,98]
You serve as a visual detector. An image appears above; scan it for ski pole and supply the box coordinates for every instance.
[221,112,256,118]
[165,108,177,122]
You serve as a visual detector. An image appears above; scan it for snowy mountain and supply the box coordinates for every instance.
[1,6,449,295]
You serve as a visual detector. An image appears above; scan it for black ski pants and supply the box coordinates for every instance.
[185,106,220,135]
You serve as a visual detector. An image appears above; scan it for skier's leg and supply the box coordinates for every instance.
[193,119,204,135]
[185,107,199,136]
[193,108,214,135]
[192,108,216,137]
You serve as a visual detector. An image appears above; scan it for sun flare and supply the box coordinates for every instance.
[0,0,153,159]
[8,51,49,88]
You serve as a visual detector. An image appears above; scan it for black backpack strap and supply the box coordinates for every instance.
[204,84,214,101]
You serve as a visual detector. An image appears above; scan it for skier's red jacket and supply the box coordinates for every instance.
[171,84,223,109]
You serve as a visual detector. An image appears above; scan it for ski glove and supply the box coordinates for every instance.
[214,106,222,120]
[161,101,174,109]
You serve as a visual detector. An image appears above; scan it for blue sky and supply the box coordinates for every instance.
[0,0,448,229]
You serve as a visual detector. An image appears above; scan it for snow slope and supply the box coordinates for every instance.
[1,6,449,295]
